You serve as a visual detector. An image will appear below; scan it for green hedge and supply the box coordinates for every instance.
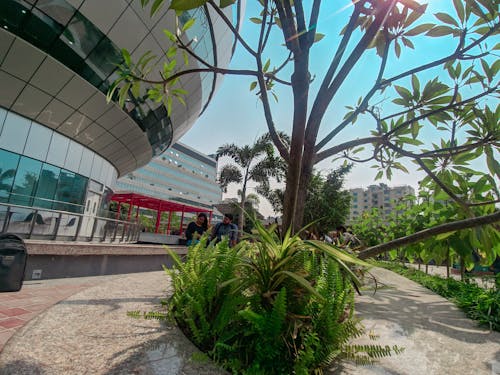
[377,262,500,332]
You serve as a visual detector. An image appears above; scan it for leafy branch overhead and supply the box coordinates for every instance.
[110,0,499,247]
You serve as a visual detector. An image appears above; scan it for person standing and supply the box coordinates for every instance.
[211,213,238,247]
[185,213,208,246]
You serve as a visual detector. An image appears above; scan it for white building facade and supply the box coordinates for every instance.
[348,183,415,223]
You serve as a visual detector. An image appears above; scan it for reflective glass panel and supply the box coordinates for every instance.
[0,149,20,203]
[53,169,87,213]
[36,0,76,26]
[0,107,7,135]
[33,163,60,209]
[10,156,42,206]
[64,140,83,172]
[21,7,63,50]
[46,131,69,167]
[86,38,122,78]
[61,11,103,59]
[24,122,52,161]
[0,112,31,154]
[0,0,31,30]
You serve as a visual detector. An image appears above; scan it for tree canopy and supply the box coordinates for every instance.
[110,0,499,257]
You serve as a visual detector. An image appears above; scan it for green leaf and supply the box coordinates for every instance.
[394,85,413,102]
[121,48,131,66]
[404,23,434,36]
[219,0,236,7]
[163,29,176,42]
[411,74,420,94]
[166,46,177,58]
[394,41,401,58]
[452,0,465,23]
[182,18,196,32]
[434,12,459,27]
[150,0,165,16]
[426,25,456,37]
[485,146,500,178]
[314,33,325,43]
[263,59,270,72]
[250,17,263,24]
[170,0,207,11]
[274,271,324,302]
[131,81,141,98]
[398,136,423,146]
[249,81,257,91]
[401,36,415,49]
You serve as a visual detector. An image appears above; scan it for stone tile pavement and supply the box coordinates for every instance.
[0,268,498,374]
[0,277,105,352]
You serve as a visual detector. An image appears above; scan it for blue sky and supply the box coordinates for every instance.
[180,0,494,216]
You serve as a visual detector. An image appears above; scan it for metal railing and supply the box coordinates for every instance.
[0,202,140,243]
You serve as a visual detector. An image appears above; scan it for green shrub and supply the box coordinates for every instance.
[164,222,401,374]
[377,262,500,331]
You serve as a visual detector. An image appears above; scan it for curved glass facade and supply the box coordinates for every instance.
[0,107,117,213]
[0,0,173,154]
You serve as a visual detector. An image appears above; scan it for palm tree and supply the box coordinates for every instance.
[216,133,285,235]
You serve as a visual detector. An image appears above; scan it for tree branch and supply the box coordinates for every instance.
[381,23,499,86]
[315,136,382,163]
[384,87,497,137]
[358,210,500,259]
[207,0,257,57]
[315,29,391,152]
[384,141,471,212]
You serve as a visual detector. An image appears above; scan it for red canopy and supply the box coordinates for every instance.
[111,192,210,213]
[111,192,212,234]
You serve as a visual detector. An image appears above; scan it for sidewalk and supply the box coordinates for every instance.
[0,268,498,374]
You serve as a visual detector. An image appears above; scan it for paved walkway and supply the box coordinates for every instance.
[0,268,498,374]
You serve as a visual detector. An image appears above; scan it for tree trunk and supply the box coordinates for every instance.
[238,177,247,239]
[446,245,450,279]
[282,49,311,234]
[460,257,465,282]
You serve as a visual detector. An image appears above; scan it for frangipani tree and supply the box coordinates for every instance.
[111,0,499,258]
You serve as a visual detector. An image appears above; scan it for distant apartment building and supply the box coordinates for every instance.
[116,142,222,211]
[348,183,415,223]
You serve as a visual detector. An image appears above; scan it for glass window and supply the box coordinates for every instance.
[85,37,122,78]
[24,122,52,161]
[61,12,103,59]
[78,147,93,177]
[63,140,83,172]
[0,1,30,31]
[10,156,42,206]
[53,169,87,213]
[0,112,31,154]
[33,163,60,209]
[21,7,63,50]
[46,131,69,167]
[90,154,103,181]
[0,107,7,135]
[0,149,20,203]
[36,0,76,26]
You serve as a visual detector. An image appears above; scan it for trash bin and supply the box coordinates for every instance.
[0,233,27,292]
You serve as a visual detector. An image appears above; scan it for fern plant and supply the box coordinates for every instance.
[164,220,402,374]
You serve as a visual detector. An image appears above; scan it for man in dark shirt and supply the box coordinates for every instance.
[211,213,238,247]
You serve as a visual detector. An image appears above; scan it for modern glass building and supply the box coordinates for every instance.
[116,142,222,211]
[0,0,243,226]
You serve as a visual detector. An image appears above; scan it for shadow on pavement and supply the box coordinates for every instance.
[0,359,47,375]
